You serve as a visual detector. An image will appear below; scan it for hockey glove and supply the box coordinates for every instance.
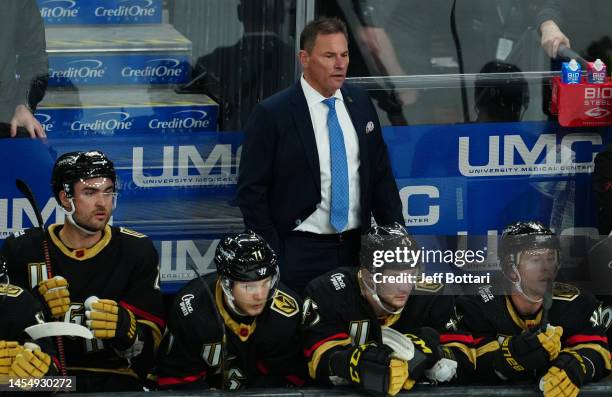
[404,327,442,381]
[539,351,590,397]
[85,297,137,350]
[336,343,408,396]
[499,325,563,372]
[9,343,51,379]
[0,341,22,375]
[37,276,70,319]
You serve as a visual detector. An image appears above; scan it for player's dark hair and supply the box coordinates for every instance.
[300,17,348,52]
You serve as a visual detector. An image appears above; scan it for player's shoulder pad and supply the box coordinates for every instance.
[270,288,300,318]
[414,281,444,293]
[118,227,148,238]
[0,283,24,298]
[552,282,580,302]
[8,227,43,241]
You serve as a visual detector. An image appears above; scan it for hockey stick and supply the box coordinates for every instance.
[185,256,228,390]
[15,179,68,376]
[540,282,553,332]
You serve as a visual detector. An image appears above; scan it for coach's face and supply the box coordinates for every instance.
[300,32,349,97]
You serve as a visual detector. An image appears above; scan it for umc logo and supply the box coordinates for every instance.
[158,240,219,282]
[399,185,439,226]
[458,133,601,177]
[132,145,240,187]
[0,198,64,239]
[39,0,79,19]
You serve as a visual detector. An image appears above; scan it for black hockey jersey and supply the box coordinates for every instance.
[2,224,165,379]
[155,274,306,390]
[1,283,44,341]
[455,282,611,384]
[302,267,475,384]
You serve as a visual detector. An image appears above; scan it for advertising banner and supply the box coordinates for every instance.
[38,0,162,25]
[48,55,190,86]
[1,121,610,292]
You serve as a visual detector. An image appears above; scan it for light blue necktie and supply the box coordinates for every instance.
[323,97,349,232]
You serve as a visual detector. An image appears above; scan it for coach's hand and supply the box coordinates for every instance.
[37,276,70,319]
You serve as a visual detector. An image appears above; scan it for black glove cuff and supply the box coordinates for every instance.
[112,306,137,351]
[554,352,591,387]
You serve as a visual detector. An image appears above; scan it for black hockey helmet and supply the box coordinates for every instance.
[360,222,420,273]
[51,150,116,202]
[499,221,560,276]
[215,230,278,282]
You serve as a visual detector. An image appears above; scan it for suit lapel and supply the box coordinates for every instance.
[290,82,321,193]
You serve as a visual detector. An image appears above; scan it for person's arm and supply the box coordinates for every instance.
[536,0,570,58]
[11,0,48,138]
[236,103,281,252]
[540,301,611,396]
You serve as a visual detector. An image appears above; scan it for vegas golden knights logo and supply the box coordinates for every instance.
[201,343,222,367]
[27,262,48,288]
[271,290,298,317]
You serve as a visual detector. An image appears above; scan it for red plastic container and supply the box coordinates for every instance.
[550,76,612,127]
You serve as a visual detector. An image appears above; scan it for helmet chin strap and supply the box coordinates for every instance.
[359,270,403,315]
[511,264,543,304]
[220,279,248,317]
[63,198,98,236]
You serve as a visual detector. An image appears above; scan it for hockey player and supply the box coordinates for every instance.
[155,230,306,390]
[2,150,165,392]
[302,224,475,396]
[454,221,610,397]
[0,254,56,385]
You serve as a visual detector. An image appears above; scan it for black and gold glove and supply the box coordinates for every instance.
[331,343,408,396]
[404,327,442,381]
[37,276,70,319]
[0,341,22,376]
[85,297,137,350]
[498,325,563,373]
[9,343,51,379]
[540,351,590,397]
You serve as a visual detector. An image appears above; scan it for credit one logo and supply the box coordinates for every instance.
[148,110,210,130]
[34,113,54,132]
[458,133,601,176]
[132,145,240,187]
[122,58,184,79]
[70,111,133,133]
[95,0,157,18]
[39,0,79,18]
[399,185,440,226]
[50,59,105,80]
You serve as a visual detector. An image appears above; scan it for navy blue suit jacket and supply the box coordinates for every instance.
[236,81,403,251]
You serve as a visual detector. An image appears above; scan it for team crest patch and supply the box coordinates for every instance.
[0,284,23,297]
[119,227,147,238]
[201,342,222,367]
[415,281,443,293]
[271,290,299,317]
[552,282,579,301]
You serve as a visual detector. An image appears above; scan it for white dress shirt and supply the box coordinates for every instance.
[294,75,361,234]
